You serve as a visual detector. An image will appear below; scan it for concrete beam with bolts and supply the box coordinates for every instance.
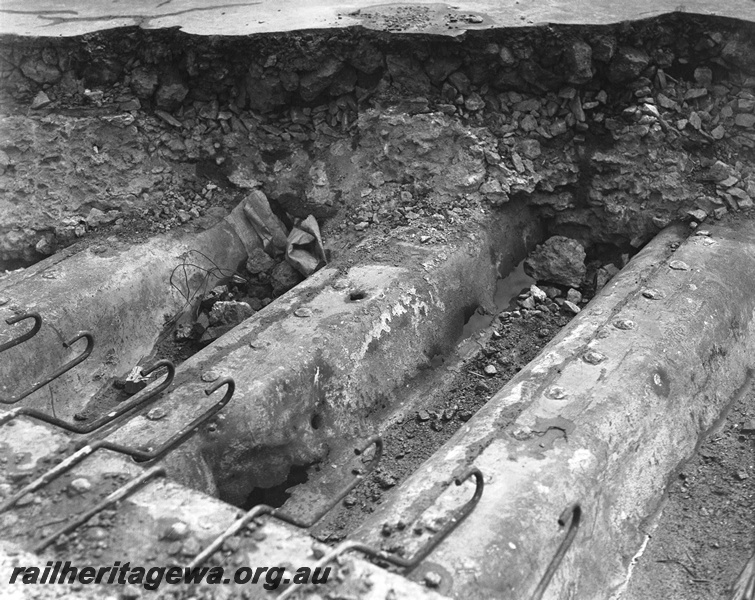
[101,204,539,505]
[349,222,755,599]
[0,202,534,598]
[0,0,754,37]
[0,206,260,418]
[0,427,449,600]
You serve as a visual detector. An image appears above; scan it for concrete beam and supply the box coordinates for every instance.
[0,206,259,419]
[350,223,755,599]
[0,201,534,598]
[0,429,449,600]
[102,204,539,505]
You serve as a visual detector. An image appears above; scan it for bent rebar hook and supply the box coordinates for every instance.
[530,503,583,600]
[0,330,94,404]
[277,466,484,600]
[0,378,234,514]
[319,467,483,566]
[0,312,42,353]
[0,360,175,431]
[33,466,166,553]
[187,435,384,569]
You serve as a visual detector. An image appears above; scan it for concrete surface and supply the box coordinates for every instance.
[0,204,260,419]
[103,203,539,506]
[0,433,450,600]
[0,200,536,598]
[3,216,755,599]
[0,0,754,38]
[350,222,755,599]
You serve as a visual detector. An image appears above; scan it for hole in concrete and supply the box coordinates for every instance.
[241,464,311,510]
[348,290,367,302]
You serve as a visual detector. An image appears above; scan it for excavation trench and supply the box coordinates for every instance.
[80,200,543,508]
[0,202,262,418]
[1,9,755,600]
[2,217,753,600]
[347,221,755,599]
[0,176,555,499]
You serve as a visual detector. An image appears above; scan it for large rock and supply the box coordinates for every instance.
[564,39,594,84]
[246,247,276,275]
[523,236,587,288]
[447,71,471,95]
[424,56,462,84]
[20,57,61,84]
[155,71,188,110]
[519,61,562,91]
[328,65,357,96]
[264,150,338,219]
[348,39,384,74]
[271,261,304,296]
[721,35,755,75]
[86,207,119,228]
[386,55,431,95]
[130,67,159,98]
[245,69,289,112]
[591,35,617,63]
[209,301,255,327]
[82,59,122,86]
[608,47,650,83]
[299,58,344,101]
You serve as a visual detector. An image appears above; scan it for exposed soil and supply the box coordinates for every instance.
[3,15,755,272]
[624,375,755,600]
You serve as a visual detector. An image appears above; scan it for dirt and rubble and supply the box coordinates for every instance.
[2,9,755,600]
[2,14,755,272]
[625,367,755,600]
[312,296,577,543]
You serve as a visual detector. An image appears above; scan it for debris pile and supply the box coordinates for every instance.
[168,192,326,350]
[1,15,754,269]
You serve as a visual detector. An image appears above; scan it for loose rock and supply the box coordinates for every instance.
[271,261,304,296]
[130,67,159,98]
[69,478,92,494]
[20,57,61,84]
[146,407,167,421]
[424,571,443,588]
[209,301,255,327]
[31,91,51,109]
[155,72,188,110]
[246,247,276,275]
[595,264,620,290]
[518,139,541,159]
[608,47,650,83]
[564,39,594,84]
[583,350,606,364]
[530,285,547,303]
[162,521,190,541]
[524,236,587,288]
[201,370,220,383]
